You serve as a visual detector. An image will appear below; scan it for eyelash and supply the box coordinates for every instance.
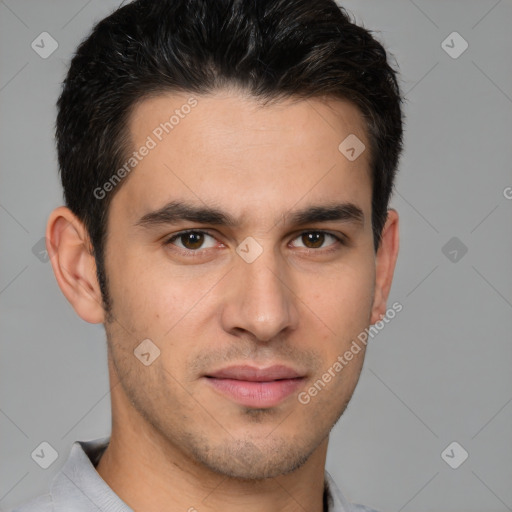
[163,229,346,257]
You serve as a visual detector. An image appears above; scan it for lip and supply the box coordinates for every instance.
[206,364,304,381]
[204,365,306,408]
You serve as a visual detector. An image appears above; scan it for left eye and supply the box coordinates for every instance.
[290,231,340,250]
[164,230,341,252]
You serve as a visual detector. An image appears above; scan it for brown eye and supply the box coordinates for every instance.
[301,232,325,249]
[291,231,341,251]
[180,232,205,250]
[165,231,217,251]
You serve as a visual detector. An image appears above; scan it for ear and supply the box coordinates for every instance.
[370,208,400,325]
[45,206,106,324]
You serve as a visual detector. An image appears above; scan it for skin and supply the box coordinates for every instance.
[46,88,399,512]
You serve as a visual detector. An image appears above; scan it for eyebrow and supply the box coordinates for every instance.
[134,200,365,230]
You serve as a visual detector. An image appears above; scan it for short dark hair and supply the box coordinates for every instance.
[56,0,404,318]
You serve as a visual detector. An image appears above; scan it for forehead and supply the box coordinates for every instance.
[113,90,372,226]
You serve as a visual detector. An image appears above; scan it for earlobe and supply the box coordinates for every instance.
[370,208,400,325]
[46,206,106,324]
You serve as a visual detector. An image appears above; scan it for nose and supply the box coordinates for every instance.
[220,246,300,342]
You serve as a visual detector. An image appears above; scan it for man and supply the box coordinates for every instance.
[11,0,403,510]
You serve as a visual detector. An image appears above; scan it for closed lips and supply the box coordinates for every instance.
[205,365,305,382]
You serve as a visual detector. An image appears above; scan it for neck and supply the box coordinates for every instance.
[96,412,329,512]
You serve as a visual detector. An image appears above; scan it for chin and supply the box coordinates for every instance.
[191,436,317,481]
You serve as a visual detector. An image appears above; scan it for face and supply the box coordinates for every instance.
[98,89,382,479]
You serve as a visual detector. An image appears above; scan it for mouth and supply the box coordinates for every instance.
[203,365,307,408]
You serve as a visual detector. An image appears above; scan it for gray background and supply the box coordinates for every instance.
[1,1,511,511]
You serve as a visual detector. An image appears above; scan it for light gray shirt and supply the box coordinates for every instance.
[9,437,380,512]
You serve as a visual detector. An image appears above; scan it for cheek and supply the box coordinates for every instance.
[104,243,174,329]
[301,260,375,389]
[107,248,219,345]
[310,260,375,332]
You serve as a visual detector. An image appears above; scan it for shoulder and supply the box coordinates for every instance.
[351,504,382,512]
[324,470,382,512]
[7,493,53,512]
